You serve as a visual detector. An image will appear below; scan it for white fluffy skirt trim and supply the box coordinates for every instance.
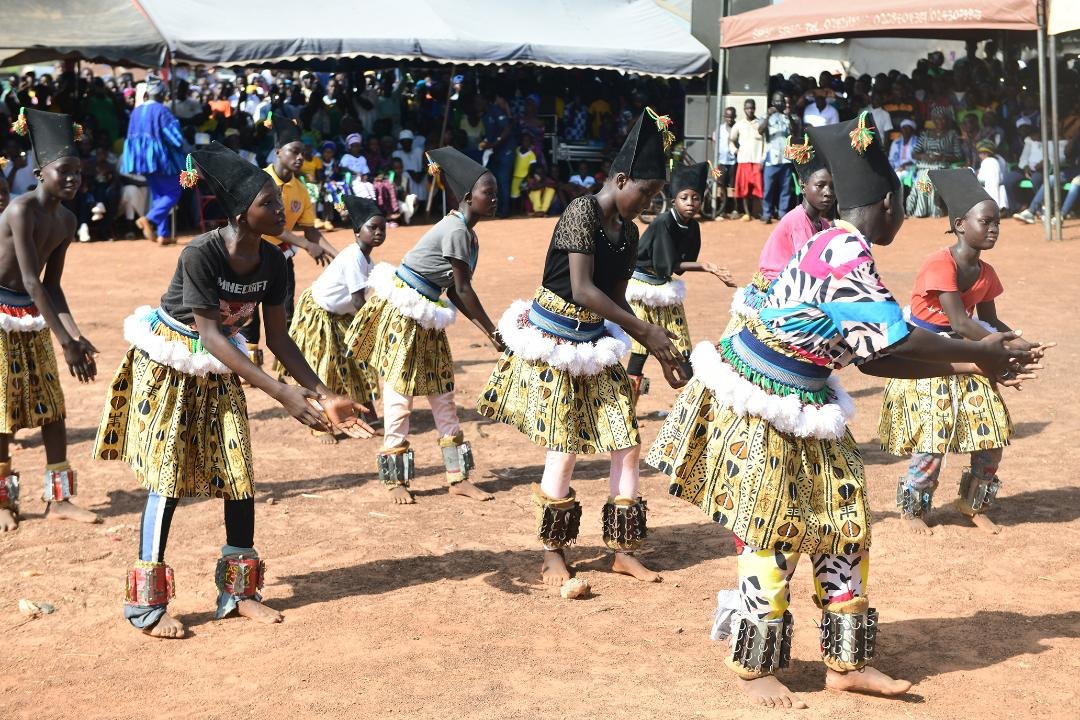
[689,341,856,440]
[369,262,457,331]
[0,311,47,333]
[625,277,686,307]
[124,306,247,377]
[498,300,631,377]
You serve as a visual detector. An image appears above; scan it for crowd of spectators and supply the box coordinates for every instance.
[1,42,1078,241]
[715,41,1080,225]
[0,61,689,240]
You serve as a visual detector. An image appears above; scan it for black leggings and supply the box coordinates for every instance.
[137,494,255,563]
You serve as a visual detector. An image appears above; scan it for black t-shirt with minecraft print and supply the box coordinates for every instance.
[159,229,287,334]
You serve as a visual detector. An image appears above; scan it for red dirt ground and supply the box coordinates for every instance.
[1,213,1077,720]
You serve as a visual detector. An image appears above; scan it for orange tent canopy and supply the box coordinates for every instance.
[720,0,1038,48]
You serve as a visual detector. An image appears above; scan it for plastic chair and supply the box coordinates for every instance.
[195,183,227,233]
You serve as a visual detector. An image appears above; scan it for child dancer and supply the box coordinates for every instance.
[0,108,100,531]
[94,143,372,638]
[647,113,1041,708]
[477,109,688,586]
[276,195,383,442]
[725,135,834,336]
[879,168,1044,535]
[239,113,337,370]
[346,146,501,505]
[626,161,735,400]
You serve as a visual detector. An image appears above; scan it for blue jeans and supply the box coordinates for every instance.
[487,150,513,217]
[762,164,794,220]
[1029,170,1079,217]
[146,172,181,238]
[1004,169,1043,213]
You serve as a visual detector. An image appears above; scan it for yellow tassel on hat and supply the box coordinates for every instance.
[784,133,814,165]
[645,106,676,151]
[848,111,875,155]
[178,154,199,189]
[10,108,27,136]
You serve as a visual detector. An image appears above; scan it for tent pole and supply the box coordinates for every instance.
[427,64,456,217]
[1048,32,1062,242]
[1036,1,1051,242]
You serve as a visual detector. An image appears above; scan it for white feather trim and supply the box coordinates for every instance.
[124,306,246,377]
[0,310,47,333]
[498,299,630,377]
[625,277,686,307]
[689,341,855,440]
[368,262,457,331]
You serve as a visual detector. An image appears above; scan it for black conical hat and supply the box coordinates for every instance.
[21,108,78,169]
[188,143,273,219]
[671,162,708,196]
[343,196,383,233]
[271,112,303,148]
[784,133,830,184]
[927,168,995,222]
[807,112,896,210]
[427,146,489,202]
[611,107,672,181]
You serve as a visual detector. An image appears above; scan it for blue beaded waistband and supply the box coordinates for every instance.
[396,264,443,302]
[729,328,831,392]
[527,300,605,342]
[0,288,33,307]
[631,269,669,285]
[907,315,951,334]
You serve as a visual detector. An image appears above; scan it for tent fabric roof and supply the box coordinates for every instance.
[720,0,1038,49]
[1048,0,1080,36]
[0,0,166,68]
[2,0,712,78]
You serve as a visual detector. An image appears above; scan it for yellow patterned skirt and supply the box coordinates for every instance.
[629,301,692,358]
[275,289,379,403]
[476,288,638,454]
[93,309,254,499]
[646,377,871,555]
[878,373,1012,455]
[0,326,65,434]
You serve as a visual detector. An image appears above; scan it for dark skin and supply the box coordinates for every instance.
[0,155,101,528]
[146,181,374,638]
[799,168,835,226]
[739,190,1044,709]
[542,172,687,587]
[669,188,735,287]
[272,140,337,266]
[445,172,503,352]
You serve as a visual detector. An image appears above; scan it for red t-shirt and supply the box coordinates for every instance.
[909,248,1003,327]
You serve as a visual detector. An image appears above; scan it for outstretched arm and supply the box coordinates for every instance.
[446,258,502,350]
[10,208,96,381]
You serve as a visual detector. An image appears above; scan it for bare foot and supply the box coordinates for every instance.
[969,513,1001,534]
[0,508,17,532]
[143,611,186,639]
[900,515,933,536]
[312,429,338,445]
[738,675,808,709]
[541,549,571,586]
[448,480,493,501]
[610,552,661,582]
[46,500,101,524]
[825,667,912,697]
[156,236,177,246]
[236,598,283,624]
[389,485,415,505]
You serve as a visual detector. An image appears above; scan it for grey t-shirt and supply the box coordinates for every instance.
[400,213,478,289]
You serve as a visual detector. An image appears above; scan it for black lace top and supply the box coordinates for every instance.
[542,195,638,303]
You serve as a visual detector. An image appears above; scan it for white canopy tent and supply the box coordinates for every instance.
[1,0,712,78]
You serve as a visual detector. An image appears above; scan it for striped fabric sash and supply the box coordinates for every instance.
[395,264,443,302]
[527,301,605,343]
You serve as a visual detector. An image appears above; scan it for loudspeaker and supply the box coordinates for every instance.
[683,94,715,138]
[723,0,770,95]
[691,0,723,63]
